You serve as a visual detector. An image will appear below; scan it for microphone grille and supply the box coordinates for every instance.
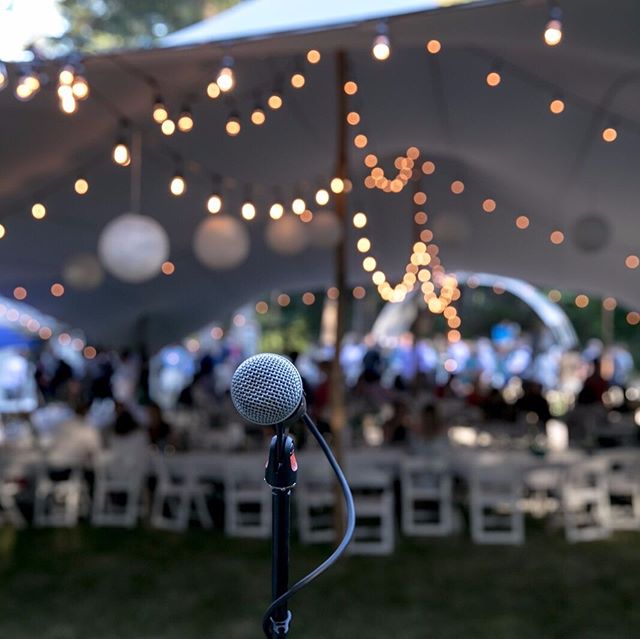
[231,353,303,425]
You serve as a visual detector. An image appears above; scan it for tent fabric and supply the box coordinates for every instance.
[0,0,638,350]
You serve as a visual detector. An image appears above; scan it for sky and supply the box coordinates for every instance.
[0,0,67,61]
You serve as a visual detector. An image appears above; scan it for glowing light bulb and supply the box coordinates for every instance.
[60,95,77,114]
[31,203,46,220]
[241,201,256,220]
[153,97,168,123]
[353,212,367,228]
[58,65,74,85]
[170,174,186,196]
[315,189,329,206]
[372,33,391,60]
[216,57,235,92]
[177,109,194,132]
[225,113,241,136]
[306,50,321,64]
[292,198,306,215]
[161,119,176,135]
[206,82,221,99]
[549,98,565,114]
[251,106,266,125]
[267,92,283,110]
[112,141,130,166]
[207,193,222,214]
[544,8,563,46]
[290,72,305,88]
[270,203,284,220]
[72,76,89,100]
[74,178,89,195]
[486,70,501,87]
[330,177,345,194]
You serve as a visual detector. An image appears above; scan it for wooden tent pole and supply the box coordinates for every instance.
[329,50,348,539]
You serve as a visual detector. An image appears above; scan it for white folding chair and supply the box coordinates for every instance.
[0,462,26,528]
[470,464,524,545]
[150,455,213,531]
[92,453,146,528]
[34,462,87,528]
[401,457,454,537]
[348,468,395,556]
[562,458,611,542]
[296,453,334,544]
[596,450,640,531]
[224,456,271,538]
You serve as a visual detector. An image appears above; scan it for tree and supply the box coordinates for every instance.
[50,0,238,55]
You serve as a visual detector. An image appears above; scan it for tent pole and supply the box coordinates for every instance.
[328,50,349,540]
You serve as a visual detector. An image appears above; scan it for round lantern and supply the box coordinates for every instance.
[573,214,610,253]
[193,215,249,269]
[309,210,342,249]
[98,213,170,283]
[62,253,104,291]
[265,216,309,255]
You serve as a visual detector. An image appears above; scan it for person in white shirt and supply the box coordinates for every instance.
[48,403,102,468]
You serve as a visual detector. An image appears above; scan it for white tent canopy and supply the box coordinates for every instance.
[0,0,638,349]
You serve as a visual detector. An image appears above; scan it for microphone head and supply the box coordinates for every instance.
[231,353,304,426]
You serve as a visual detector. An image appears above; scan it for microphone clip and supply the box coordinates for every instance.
[265,426,298,490]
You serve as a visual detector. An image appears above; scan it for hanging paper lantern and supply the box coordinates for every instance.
[193,215,249,269]
[62,253,104,291]
[265,216,309,255]
[573,214,610,253]
[309,210,342,249]
[98,213,170,283]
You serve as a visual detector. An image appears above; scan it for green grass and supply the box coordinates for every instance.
[0,525,639,638]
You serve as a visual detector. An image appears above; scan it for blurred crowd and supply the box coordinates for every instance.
[0,322,635,464]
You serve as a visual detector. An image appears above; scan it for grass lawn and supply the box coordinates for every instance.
[0,525,639,638]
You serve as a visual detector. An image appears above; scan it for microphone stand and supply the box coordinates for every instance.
[264,423,297,638]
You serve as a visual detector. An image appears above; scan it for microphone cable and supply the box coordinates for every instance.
[262,412,356,638]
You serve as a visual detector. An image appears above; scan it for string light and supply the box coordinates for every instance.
[486,65,502,87]
[152,96,168,123]
[315,188,329,206]
[353,212,367,228]
[549,97,565,114]
[241,201,256,220]
[270,202,284,220]
[250,105,266,125]
[330,177,345,194]
[451,180,465,194]
[0,224,5,239]
[292,198,306,215]
[515,215,529,229]
[575,294,589,308]
[112,128,130,165]
[267,91,283,110]
[72,75,89,100]
[177,107,194,132]
[372,23,391,61]
[290,72,306,89]
[31,203,46,220]
[544,5,563,46]
[0,62,7,91]
[161,119,176,135]
[161,261,175,275]
[625,255,639,269]
[15,68,40,101]
[13,287,27,301]
[216,56,235,92]
[306,50,321,64]
[50,283,64,297]
[550,230,565,244]
[170,173,186,196]
[206,82,221,99]
[207,192,223,214]
[57,66,77,114]
[602,126,617,143]
[343,81,358,95]
[74,177,89,195]
[225,112,241,136]
[426,40,441,54]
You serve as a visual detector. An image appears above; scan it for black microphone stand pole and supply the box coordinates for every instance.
[265,423,297,638]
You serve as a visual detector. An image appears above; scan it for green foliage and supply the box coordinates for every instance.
[52,0,239,53]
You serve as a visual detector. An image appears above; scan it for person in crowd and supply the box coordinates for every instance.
[383,401,412,445]
[146,402,173,449]
[108,401,149,463]
[47,401,102,467]
[515,380,551,424]
[577,358,609,405]
[411,403,449,455]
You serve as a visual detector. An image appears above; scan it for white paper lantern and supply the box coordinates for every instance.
[193,215,249,269]
[573,215,610,253]
[62,253,104,291]
[98,213,170,283]
[265,216,309,255]
[309,210,342,249]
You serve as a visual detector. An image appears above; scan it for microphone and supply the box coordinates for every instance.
[230,353,306,426]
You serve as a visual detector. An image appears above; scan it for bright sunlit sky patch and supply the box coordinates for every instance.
[0,0,67,61]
